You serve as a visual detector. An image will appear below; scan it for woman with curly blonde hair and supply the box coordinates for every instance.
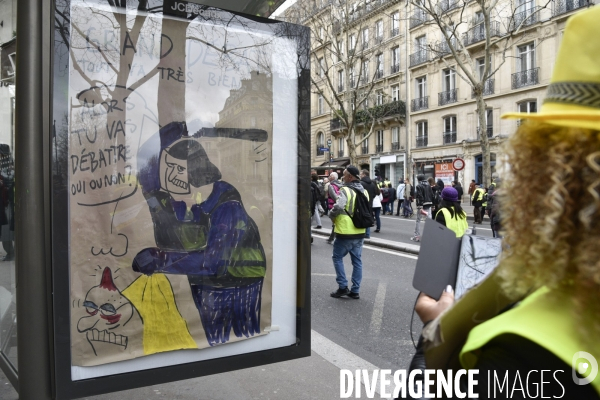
[404,7,600,399]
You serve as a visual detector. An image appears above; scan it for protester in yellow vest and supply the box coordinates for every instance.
[328,165,369,300]
[434,187,468,238]
[470,185,485,224]
[406,7,600,398]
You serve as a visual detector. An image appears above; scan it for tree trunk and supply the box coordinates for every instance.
[347,136,357,166]
[156,18,190,127]
[475,93,491,187]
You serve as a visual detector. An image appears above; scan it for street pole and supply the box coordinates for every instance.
[16,0,53,399]
[327,138,332,173]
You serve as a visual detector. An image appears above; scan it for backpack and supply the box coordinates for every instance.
[344,187,375,228]
[310,183,319,214]
[381,188,390,198]
[432,188,441,206]
[328,183,341,209]
[316,181,326,201]
[410,185,415,198]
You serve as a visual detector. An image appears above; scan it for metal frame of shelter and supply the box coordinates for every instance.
[10,1,311,399]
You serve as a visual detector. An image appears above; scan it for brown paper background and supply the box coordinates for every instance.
[68,3,274,367]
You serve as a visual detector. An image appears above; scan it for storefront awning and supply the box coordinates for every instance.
[311,158,350,170]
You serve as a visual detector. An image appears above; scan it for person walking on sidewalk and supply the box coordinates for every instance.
[359,169,380,239]
[326,172,342,244]
[386,183,396,215]
[403,178,414,217]
[471,184,485,224]
[412,175,433,242]
[468,179,476,205]
[487,176,502,238]
[311,173,323,229]
[372,188,383,233]
[453,180,464,203]
[380,184,390,215]
[395,180,405,216]
[329,166,368,300]
[435,187,468,238]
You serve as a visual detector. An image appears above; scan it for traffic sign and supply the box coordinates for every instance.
[319,147,330,152]
[452,158,465,171]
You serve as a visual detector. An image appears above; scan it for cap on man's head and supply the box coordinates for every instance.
[346,165,361,179]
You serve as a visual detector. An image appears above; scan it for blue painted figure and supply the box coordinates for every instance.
[133,122,267,346]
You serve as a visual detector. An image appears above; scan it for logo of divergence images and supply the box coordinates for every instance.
[572,351,598,385]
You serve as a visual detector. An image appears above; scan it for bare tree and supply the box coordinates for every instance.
[406,0,552,186]
[285,0,406,165]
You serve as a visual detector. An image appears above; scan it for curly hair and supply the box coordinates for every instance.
[497,121,600,340]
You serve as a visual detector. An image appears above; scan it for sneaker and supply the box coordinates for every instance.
[326,240,333,245]
[330,287,350,298]
[410,236,421,242]
[374,229,380,233]
[347,292,360,299]
[316,225,322,229]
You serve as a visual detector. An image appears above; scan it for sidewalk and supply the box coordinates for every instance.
[312,226,421,254]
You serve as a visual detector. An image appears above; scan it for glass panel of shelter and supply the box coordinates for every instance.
[0,0,17,372]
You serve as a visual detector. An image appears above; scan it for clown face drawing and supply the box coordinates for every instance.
[77,267,134,356]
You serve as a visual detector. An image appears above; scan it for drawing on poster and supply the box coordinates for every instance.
[127,121,268,348]
[77,267,135,356]
[62,1,279,366]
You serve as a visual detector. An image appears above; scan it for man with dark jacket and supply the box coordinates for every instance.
[453,181,464,203]
[386,183,396,215]
[359,169,380,239]
[412,174,433,242]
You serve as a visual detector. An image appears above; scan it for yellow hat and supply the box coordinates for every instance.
[502,5,600,130]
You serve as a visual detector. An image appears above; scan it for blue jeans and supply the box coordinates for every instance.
[332,237,364,293]
[373,207,381,230]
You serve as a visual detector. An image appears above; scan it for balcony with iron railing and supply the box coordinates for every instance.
[443,131,457,144]
[433,39,457,57]
[511,67,539,89]
[375,69,384,79]
[338,150,344,158]
[416,136,428,147]
[409,51,429,67]
[392,142,401,151]
[553,0,591,16]
[362,39,370,50]
[354,100,407,124]
[438,0,461,13]
[374,36,384,45]
[375,144,384,152]
[361,145,369,154]
[462,21,501,47]
[477,126,493,138]
[330,101,406,132]
[330,118,346,131]
[411,96,429,112]
[511,5,539,30]
[390,63,400,74]
[409,12,428,29]
[438,89,458,106]
[391,27,400,37]
[472,79,495,97]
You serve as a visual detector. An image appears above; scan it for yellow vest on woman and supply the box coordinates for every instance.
[460,287,600,395]
[435,207,468,238]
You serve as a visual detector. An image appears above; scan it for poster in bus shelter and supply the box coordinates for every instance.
[64,0,299,368]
